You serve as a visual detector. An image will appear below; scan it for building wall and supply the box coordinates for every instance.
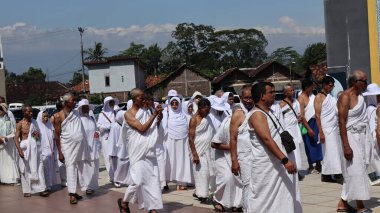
[324,0,372,87]
[0,69,6,101]
[88,61,138,94]
[151,68,211,99]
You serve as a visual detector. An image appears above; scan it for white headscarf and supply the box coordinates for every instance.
[167,97,188,139]
[37,111,55,155]
[102,96,119,118]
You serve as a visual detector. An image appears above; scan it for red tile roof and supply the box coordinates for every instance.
[72,80,90,92]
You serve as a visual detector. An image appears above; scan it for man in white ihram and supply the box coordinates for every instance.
[117,88,163,213]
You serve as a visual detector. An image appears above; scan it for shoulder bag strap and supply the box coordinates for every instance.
[283,99,298,118]
[101,111,112,124]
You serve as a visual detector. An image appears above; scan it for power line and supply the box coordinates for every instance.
[48,52,80,75]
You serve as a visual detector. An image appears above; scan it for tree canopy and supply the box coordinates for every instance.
[84,42,108,62]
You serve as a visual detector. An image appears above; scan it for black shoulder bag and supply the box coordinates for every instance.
[255,105,296,153]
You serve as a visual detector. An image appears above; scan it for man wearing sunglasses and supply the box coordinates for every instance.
[336,70,370,213]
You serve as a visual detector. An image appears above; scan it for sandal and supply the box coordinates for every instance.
[73,193,83,200]
[40,191,49,197]
[177,185,188,191]
[86,189,94,195]
[117,198,130,213]
[69,195,77,205]
[212,199,226,212]
[23,193,31,197]
[336,204,356,212]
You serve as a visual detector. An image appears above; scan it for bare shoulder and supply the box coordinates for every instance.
[337,91,350,104]
[279,100,286,108]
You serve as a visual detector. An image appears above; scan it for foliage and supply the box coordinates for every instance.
[269,47,303,73]
[84,42,108,62]
[89,93,104,104]
[5,67,46,85]
[70,70,88,86]
[302,42,326,71]
[119,42,145,56]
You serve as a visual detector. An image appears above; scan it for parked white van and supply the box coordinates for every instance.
[8,103,24,110]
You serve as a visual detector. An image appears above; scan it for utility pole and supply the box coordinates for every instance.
[78,27,85,93]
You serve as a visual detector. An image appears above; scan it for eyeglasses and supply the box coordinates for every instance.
[171,101,179,106]
[356,79,367,84]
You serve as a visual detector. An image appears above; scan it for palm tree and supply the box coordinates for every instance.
[84,42,108,62]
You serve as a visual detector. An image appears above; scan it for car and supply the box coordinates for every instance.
[10,108,40,123]
[8,103,24,110]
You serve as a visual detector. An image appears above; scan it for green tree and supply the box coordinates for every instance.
[119,42,145,56]
[84,42,108,62]
[302,42,326,71]
[269,47,302,73]
[21,67,46,83]
[171,23,214,65]
[70,70,88,86]
[161,41,183,74]
[141,44,162,75]
[212,28,268,68]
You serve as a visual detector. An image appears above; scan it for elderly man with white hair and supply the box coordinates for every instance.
[77,99,100,195]
[54,93,90,204]
[97,96,119,181]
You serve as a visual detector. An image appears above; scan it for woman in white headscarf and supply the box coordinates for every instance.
[77,99,100,194]
[162,97,193,189]
[182,101,194,124]
[191,91,203,114]
[97,96,119,181]
[0,103,19,184]
[37,111,58,190]
[363,83,380,184]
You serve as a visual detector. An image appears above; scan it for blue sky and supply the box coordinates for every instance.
[0,0,325,82]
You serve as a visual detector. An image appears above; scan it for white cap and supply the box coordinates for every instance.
[167,89,178,97]
[363,83,380,96]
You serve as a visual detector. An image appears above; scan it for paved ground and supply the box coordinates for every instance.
[1,142,380,212]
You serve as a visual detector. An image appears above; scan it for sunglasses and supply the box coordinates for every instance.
[356,79,367,84]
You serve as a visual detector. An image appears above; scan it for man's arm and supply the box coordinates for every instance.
[337,93,353,161]
[250,112,297,174]
[53,114,65,163]
[376,107,380,148]
[211,143,230,150]
[298,94,314,137]
[230,110,244,175]
[188,116,199,164]
[314,94,325,143]
[125,107,162,134]
[14,122,24,158]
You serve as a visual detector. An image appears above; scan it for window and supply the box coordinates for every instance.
[105,74,110,87]
[121,76,124,83]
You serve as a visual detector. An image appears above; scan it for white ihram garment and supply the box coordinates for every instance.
[37,112,59,189]
[0,114,19,184]
[341,95,371,201]
[162,97,193,185]
[19,119,46,194]
[248,109,300,213]
[320,94,343,175]
[97,109,115,177]
[114,111,130,184]
[280,100,303,169]
[61,110,90,194]
[79,115,101,190]
[212,116,242,208]
[192,116,215,198]
[123,108,163,211]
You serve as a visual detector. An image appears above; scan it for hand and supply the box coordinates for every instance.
[58,151,65,163]
[343,145,353,161]
[307,128,315,138]
[231,160,240,176]
[154,105,163,116]
[284,160,297,174]
[157,112,163,121]
[192,154,200,164]
[297,114,303,123]
[18,149,25,159]
[319,132,325,144]
[94,131,99,139]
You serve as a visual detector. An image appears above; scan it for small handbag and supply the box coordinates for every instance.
[256,105,296,153]
[282,99,307,136]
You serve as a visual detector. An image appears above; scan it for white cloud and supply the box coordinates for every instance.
[256,16,325,35]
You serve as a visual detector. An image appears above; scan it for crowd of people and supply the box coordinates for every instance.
[0,69,379,213]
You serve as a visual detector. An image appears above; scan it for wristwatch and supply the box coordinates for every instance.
[281,157,289,165]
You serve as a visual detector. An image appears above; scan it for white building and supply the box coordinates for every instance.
[84,56,146,101]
